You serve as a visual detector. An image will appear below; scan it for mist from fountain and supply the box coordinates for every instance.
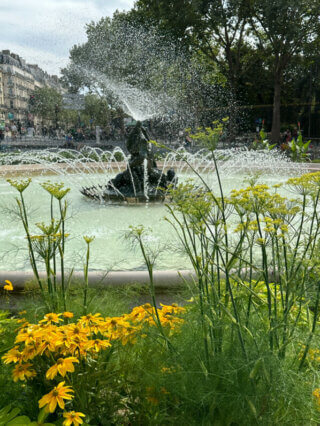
[0,146,308,194]
[62,19,231,129]
[79,67,178,122]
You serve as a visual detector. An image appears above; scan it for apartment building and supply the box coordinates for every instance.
[0,50,65,127]
[0,69,5,125]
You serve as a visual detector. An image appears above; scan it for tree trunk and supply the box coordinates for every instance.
[271,73,282,143]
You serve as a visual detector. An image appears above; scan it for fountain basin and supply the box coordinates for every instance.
[0,147,313,272]
[0,164,312,272]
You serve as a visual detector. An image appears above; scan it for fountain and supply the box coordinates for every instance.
[80,121,177,202]
[0,146,310,273]
[0,20,313,274]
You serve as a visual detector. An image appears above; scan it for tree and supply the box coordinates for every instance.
[82,94,113,128]
[135,0,252,95]
[61,11,228,129]
[29,87,62,126]
[250,0,320,142]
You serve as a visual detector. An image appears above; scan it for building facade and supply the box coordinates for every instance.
[0,69,5,125]
[0,50,65,129]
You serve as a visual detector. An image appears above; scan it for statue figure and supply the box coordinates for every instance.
[81,121,177,202]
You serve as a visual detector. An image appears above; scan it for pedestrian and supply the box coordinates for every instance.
[4,126,10,141]
[27,125,35,138]
[65,132,74,149]
[11,123,17,140]
[17,120,22,139]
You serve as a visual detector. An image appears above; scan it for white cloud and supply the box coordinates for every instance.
[0,0,135,75]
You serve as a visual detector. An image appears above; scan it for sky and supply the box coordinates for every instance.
[0,0,135,76]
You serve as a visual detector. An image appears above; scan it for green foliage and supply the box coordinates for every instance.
[164,168,320,368]
[112,151,125,162]
[251,0,320,140]
[135,0,320,139]
[0,405,30,426]
[0,405,56,425]
[187,118,229,151]
[7,179,73,311]
[4,166,320,423]
[289,131,311,162]
[135,0,251,91]
[29,87,62,123]
[82,94,112,128]
[252,127,276,151]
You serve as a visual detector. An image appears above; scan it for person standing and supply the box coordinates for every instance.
[17,120,22,139]
[4,125,10,141]
[11,123,17,140]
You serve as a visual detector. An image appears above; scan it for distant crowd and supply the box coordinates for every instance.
[0,121,127,143]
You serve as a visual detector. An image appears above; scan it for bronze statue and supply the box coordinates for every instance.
[81,121,177,202]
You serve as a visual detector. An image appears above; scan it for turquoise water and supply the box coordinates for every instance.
[0,171,299,272]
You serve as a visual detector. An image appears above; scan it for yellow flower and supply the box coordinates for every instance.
[46,357,79,380]
[12,363,36,382]
[40,313,63,324]
[54,332,72,350]
[3,280,13,291]
[63,411,86,426]
[63,312,74,319]
[79,313,103,326]
[313,388,320,407]
[7,178,31,193]
[256,237,266,245]
[66,324,89,339]
[15,327,37,345]
[39,381,74,413]
[83,235,95,244]
[21,345,38,361]
[2,346,23,364]
[85,339,111,352]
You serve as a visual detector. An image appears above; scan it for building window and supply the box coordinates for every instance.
[10,100,14,109]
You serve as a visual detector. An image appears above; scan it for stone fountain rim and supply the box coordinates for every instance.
[0,269,196,291]
[0,266,284,291]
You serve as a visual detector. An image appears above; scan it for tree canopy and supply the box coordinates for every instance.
[61,1,320,139]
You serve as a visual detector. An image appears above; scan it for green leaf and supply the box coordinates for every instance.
[249,358,262,379]
[0,407,21,424]
[219,303,238,324]
[303,140,311,151]
[246,398,258,418]
[7,416,31,425]
[0,405,12,418]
